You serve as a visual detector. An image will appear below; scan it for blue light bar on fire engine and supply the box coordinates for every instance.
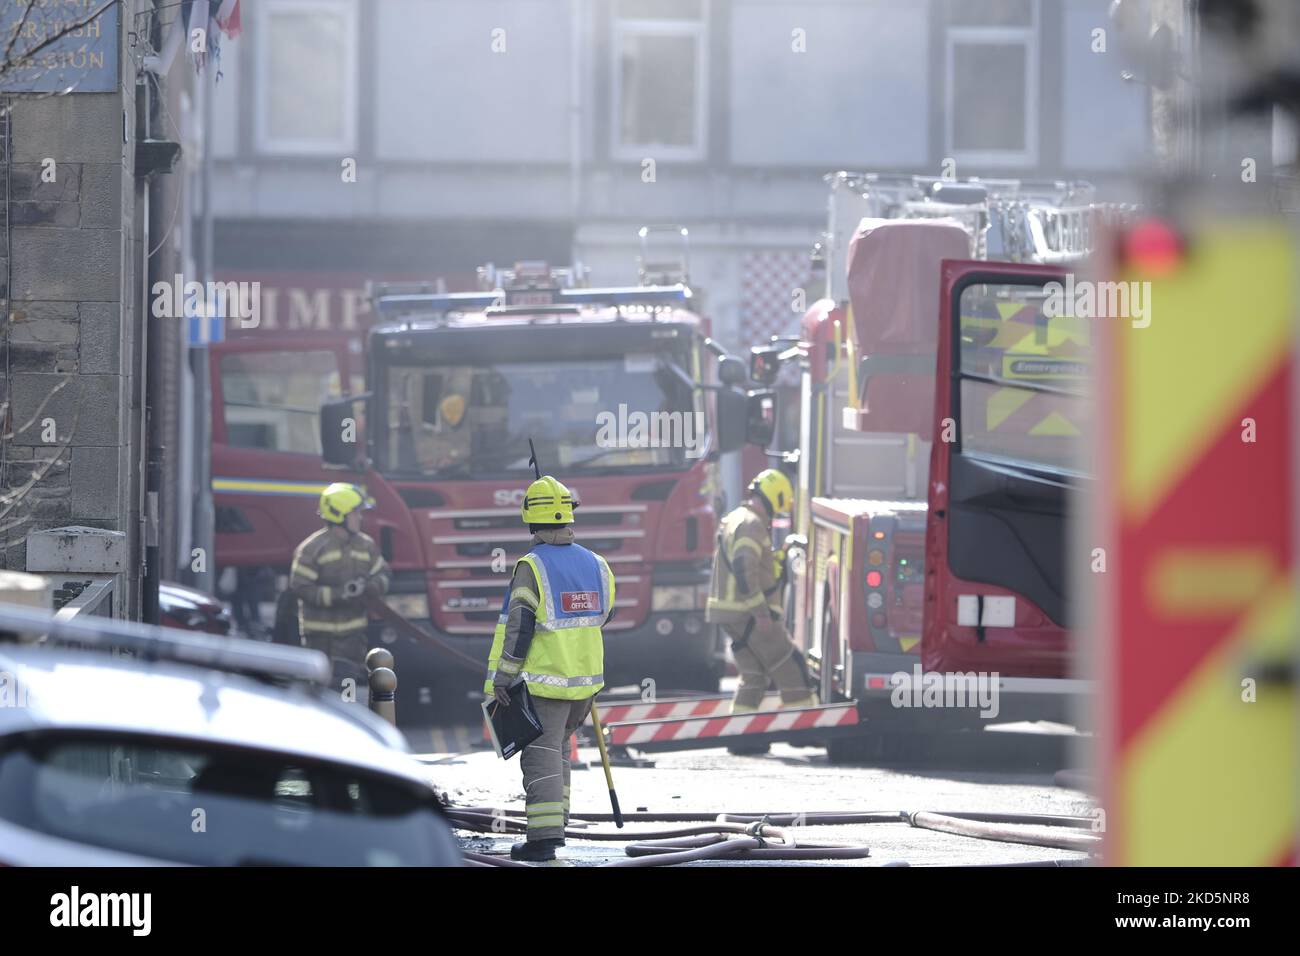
[375,291,499,319]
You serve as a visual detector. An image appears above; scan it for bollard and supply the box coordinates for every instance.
[368,667,397,725]
[366,648,397,724]
[366,647,394,673]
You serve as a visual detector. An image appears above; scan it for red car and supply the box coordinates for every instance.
[159,582,232,635]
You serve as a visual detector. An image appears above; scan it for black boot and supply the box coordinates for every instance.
[510,838,564,862]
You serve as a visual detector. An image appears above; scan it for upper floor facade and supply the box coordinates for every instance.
[211,0,1153,230]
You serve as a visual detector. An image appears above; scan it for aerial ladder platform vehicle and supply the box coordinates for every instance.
[779,177,1103,754]
[601,175,1111,758]
[790,177,1106,751]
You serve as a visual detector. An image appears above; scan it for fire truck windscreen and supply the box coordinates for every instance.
[377,354,704,479]
[956,281,1092,476]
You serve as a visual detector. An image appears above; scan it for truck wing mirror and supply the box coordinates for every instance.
[749,345,784,387]
[746,389,777,448]
[320,394,368,469]
[714,386,748,454]
[718,355,747,387]
[716,386,778,455]
[705,337,749,387]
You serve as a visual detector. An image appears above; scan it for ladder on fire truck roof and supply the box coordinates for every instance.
[796,170,1137,503]
[823,170,1136,297]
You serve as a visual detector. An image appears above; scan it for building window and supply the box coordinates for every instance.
[612,0,707,161]
[255,0,358,155]
[944,0,1038,168]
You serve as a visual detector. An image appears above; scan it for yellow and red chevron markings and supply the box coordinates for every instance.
[1100,222,1298,866]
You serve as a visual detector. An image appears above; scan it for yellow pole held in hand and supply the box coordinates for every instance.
[589,698,623,827]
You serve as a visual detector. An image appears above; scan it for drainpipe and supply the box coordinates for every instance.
[570,0,583,227]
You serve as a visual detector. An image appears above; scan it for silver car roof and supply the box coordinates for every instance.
[0,645,433,788]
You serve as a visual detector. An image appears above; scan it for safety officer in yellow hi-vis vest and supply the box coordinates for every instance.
[706,468,815,713]
[290,483,390,689]
[484,474,615,862]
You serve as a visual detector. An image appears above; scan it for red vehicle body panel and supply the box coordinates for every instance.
[367,466,717,637]
[805,497,926,701]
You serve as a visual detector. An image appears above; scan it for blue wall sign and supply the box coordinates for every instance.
[0,1,119,94]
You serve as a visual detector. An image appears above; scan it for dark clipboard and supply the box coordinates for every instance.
[482,680,544,759]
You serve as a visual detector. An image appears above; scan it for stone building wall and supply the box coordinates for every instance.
[0,6,146,618]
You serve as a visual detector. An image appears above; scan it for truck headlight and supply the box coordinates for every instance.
[652,586,695,611]
[385,593,430,619]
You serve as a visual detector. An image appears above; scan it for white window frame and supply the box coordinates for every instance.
[610,3,709,162]
[944,1,1039,169]
[255,0,358,156]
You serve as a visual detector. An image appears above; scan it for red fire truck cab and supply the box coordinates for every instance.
[312,263,773,715]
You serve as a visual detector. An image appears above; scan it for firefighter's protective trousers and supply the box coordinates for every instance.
[724,616,814,711]
[520,696,589,840]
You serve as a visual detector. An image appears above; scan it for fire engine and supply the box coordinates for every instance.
[579,175,1123,761]
[748,173,1119,757]
[279,256,774,717]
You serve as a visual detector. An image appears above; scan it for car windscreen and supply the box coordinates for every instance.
[0,733,459,866]
[378,353,704,479]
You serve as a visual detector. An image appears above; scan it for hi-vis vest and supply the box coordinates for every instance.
[484,543,614,700]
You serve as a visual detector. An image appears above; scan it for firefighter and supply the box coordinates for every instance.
[484,474,615,862]
[707,468,815,713]
[289,482,390,690]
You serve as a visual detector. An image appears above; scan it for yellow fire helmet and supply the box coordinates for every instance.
[748,468,794,517]
[319,482,373,524]
[440,393,466,428]
[521,475,578,525]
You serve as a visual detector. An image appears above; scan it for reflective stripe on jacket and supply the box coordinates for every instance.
[484,540,614,701]
[705,503,778,624]
[290,527,390,638]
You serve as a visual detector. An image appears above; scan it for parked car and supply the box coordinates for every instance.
[159,581,232,635]
[0,614,462,866]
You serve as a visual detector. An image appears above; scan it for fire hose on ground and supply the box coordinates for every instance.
[905,811,1101,853]
[449,813,870,866]
[367,602,1097,862]
[443,805,1100,865]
